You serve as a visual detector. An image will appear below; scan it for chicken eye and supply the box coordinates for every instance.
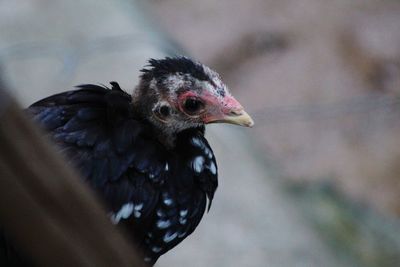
[153,103,171,122]
[183,98,204,114]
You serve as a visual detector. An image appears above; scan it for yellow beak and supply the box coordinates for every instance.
[209,109,254,127]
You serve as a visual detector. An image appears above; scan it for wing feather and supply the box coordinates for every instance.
[28,83,166,227]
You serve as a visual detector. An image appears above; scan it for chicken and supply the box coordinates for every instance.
[28,56,254,265]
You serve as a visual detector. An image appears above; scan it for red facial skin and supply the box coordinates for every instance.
[177,91,244,123]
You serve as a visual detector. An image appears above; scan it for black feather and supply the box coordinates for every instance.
[13,82,218,266]
[141,56,211,82]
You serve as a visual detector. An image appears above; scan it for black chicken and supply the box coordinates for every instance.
[27,56,253,265]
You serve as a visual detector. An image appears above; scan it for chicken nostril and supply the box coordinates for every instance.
[229,109,243,116]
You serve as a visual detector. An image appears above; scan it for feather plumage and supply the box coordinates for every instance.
[27,83,218,264]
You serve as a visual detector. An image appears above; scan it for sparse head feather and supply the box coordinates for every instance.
[134,56,240,146]
[141,56,212,83]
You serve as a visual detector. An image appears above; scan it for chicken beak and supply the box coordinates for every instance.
[217,109,254,127]
[202,94,254,127]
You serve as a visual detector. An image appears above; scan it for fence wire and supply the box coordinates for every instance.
[1,39,400,127]
[251,94,400,125]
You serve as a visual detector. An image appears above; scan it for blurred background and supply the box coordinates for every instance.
[1,0,400,266]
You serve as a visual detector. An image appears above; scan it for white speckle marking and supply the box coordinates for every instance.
[157,209,165,217]
[110,202,134,224]
[165,162,169,171]
[180,209,188,217]
[144,257,152,262]
[157,219,172,229]
[133,203,144,218]
[204,147,213,159]
[209,161,217,175]
[152,246,162,253]
[178,231,187,238]
[164,73,186,89]
[135,203,144,211]
[163,231,178,243]
[162,192,174,206]
[179,217,187,225]
[191,137,204,148]
[192,156,205,173]
[163,198,173,206]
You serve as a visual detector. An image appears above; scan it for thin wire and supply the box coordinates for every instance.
[1,38,399,126]
[251,94,400,125]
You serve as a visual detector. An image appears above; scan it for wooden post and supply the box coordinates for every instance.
[0,87,146,267]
